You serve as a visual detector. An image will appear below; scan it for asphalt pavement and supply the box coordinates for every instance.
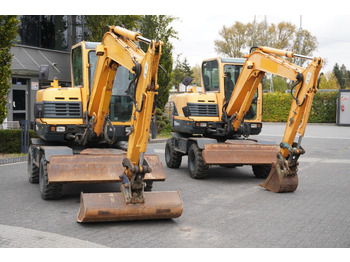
[0,123,349,253]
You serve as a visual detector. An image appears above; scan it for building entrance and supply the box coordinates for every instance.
[11,77,29,122]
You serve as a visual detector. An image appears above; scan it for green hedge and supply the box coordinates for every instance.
[0,129,37,153]
[262,91,338,123]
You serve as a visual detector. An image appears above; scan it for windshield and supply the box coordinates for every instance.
[223,63,257,120]
[223,64,243,101]
[88,51,134,122]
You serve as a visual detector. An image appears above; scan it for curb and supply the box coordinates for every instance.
[149,138,168,144]
[0,156,27,165]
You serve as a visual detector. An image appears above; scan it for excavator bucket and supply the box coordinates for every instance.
[202,140,298,193]
[202,140,280,165]
[259,154,298,193]
[77,191,183,222]
[60,149,184,223]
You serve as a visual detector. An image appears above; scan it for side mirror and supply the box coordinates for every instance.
[182,76,193,87]
[39,65,50,81]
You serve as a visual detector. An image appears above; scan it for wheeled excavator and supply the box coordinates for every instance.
[27,26,183,222]
[166,46,323,192]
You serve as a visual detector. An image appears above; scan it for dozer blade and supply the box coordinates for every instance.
[202,140,280,165]
[77,191,183,222]
[47,153,165,184]
[259,155,298,193]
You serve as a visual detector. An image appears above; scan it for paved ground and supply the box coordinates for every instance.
[0,123,350,250]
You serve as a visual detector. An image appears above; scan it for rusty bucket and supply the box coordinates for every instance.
[77,191,183,222]
[259,154,298,193]
[202,140,280,165]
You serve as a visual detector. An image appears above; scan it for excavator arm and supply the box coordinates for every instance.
[87,26,161,170]
[224,46,323,192]
[77,26,183,222]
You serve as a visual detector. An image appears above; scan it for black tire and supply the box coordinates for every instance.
[165,138,182,168]
[28,146,39,183]
[252,164,272,178]
[39,156,62,200]
[188,143,208,179]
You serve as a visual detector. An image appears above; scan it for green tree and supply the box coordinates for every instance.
[85,15,117,42]
[333,63,348,89]
[319,72,339,90]
[85,15,142,42]
[117,15,142,30]
[214,22,248,57]
[169,55,195,90]
[272,76,289,93]
[340,64,350,88]
[214,20,317,66]
[0,15,19,124]
[192,64,201,87]
[140,15,178,110]
[170,54,186,90]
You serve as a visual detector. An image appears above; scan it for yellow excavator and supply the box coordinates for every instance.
[166,46,323,192]
[28,26,183,222]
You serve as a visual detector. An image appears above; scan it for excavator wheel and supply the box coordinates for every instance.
[28,145,39,184]
[252,164,272,178]
[188,143,208,179]
[165,138,183,168]
[39,156,63,200]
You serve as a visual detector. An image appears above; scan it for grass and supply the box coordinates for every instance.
[0,153,27,159]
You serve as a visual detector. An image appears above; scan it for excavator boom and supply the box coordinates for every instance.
[228,46,323,192]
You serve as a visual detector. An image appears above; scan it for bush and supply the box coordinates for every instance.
[262,91,338,123]
[0,129,37,153]
[155,107,170,134]
[309,92,338,123]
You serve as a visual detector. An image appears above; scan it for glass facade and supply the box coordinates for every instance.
[17,15,86,51]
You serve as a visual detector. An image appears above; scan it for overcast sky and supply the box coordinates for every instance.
[171,14,350,73]
[8,0,350,74]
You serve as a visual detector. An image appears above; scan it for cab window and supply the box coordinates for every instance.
[202,60,219,92]
[109,66,135,122]
[72,45,83,87]
[88,51,134,122]
[223,64,243,101]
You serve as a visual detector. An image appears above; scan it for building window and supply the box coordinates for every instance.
[12,77,28,85]
[18,15,86,51]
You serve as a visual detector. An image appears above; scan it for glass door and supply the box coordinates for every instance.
[11,77,29,122]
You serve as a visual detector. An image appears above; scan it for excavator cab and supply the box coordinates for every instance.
[73,42,134,141]
[171,57,262,138]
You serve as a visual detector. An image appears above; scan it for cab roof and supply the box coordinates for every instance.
[220,57,246,64]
